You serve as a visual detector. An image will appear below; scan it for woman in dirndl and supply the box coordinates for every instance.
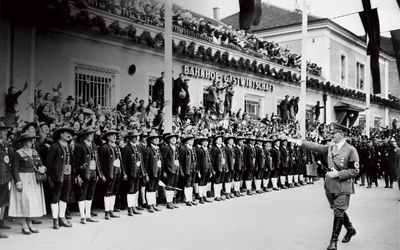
[9,132,46,235]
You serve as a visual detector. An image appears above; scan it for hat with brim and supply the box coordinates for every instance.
[67,95,75,101]
[16,132,39,143]
[235,136,246,142]
[165,133,179,142]
[247,135,256,141]
[330,122,349,134]
[0,122,11,130]
[213,134,223,143]
[273,138,280,145]
[181,135,195,144]
[21,121,38,133]
[39,121,48,127]
[224,134,235,143]
[103,130,119,140]
[264,139,273,143]
[78,126,97,137]
[197,136,209,144]
[53,127,75,141]
[147,131,161,142]
[125,130,142,138]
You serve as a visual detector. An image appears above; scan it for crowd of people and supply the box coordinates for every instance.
[79,0,322,75]
[1,75,400,239]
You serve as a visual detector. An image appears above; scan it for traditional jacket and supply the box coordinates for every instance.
[196,146,212,174]
[179,145,197,175]
[122,142,145,178]
[74,141,104,181]
[0,141,13,185]
[161,144,180,174]
[99,143,126,180]
[45,141,75,182]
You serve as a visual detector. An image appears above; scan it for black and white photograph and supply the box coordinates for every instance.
[0,0,399,249]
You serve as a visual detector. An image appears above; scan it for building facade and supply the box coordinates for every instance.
[1,1,399,131]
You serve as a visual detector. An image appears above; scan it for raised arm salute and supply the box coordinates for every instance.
[287,123,359,250]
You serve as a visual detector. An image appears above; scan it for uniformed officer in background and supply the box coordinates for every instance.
[287,123,359,250]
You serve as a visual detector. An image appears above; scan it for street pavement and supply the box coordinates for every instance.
[1,179,399,250]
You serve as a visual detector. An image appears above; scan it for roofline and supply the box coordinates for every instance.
[253,19,395,61]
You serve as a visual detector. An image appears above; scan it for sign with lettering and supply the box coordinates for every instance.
[182,65,273,92]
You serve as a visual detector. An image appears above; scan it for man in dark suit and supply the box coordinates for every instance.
[143,131,162,213]
[161,133,180,209]
[233,136,245,197]
[263,139,273,192]
[153,72,165,108]
[254,138,266,194]
[243,135,256,195]
[279,138,289,189]
[279,95,290,124]
[173,73,190,119]
[195,136,213,203]
[288,123,359,250]
[179,135,198,206]
[270,138,281,191]
[74,127,106,224]
[46,127,75,229]
[99,130,126,220]
[224,134,236,199]
[122,130,146,216]
[210,135,227,201]
[205,80,219,115]
[0,122,13,238]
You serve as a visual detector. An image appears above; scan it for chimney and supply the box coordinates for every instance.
[213,7,220,20]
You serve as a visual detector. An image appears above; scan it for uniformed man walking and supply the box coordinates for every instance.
[288,123,359,250]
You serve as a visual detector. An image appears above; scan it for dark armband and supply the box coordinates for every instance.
[348,161,359,169]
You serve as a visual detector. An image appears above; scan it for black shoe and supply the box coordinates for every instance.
[215,197,221,202]
[367,185,371,188]
[234,192,241,197]
[31,219,42,224]
[59,218,72,227]
[342,228,356,243]
[390,185,393,189]
[136,205,145,211]
[225,194,231,199]
[128,207,134,216]
[132,207,142,214]
[172,203,179,209]
[65,214,72,220]
[359,183,365,186]
[152,205,162,212]
[247,190,253,196]
[191,201,198,206]
[199,198,205,204]
[86,217,99,223]
[256,190,263,194]
[0,220,11,229]
[204,197,213,203]
[166,203,174,209]
[385,185,389,188]
[147,205,155,213]
[186,202,193,206]
[91,212,98,217]
[110,212,120,218]
[105,211,110,220]
[53,219,59,229]
[28,227,40,233]
[21,228,31,235]
[80,218,86,224]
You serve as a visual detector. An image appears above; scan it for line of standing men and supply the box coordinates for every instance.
[0,123,318,238]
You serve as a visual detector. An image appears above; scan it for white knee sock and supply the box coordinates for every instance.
[85,200,93,218]
[78,201,86,218]
[110,196,116,212]
[50,203,59,219]
[59,201,67,218]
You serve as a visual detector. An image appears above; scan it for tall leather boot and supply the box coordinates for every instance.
[327,216,343,250]
[342,212,356,243]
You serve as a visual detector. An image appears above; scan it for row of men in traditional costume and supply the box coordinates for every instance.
[0,120,321,237]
